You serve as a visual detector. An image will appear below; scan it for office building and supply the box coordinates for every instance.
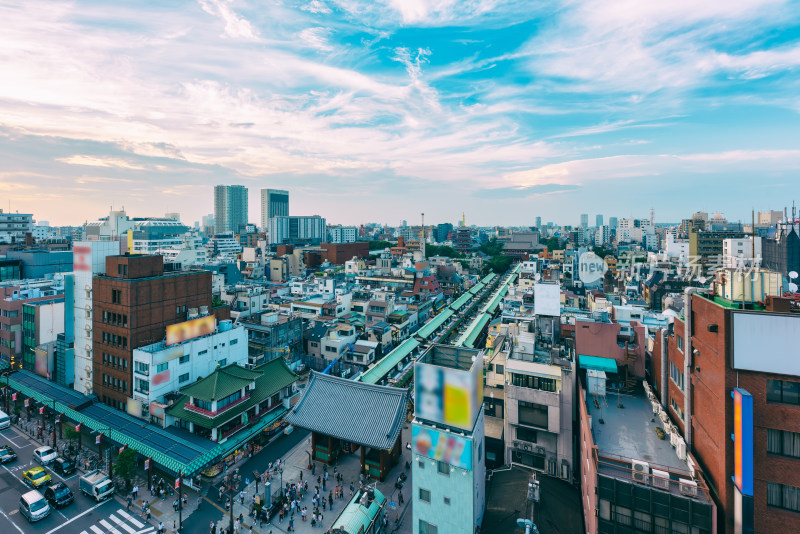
[596,214,603,228]
[0,280,64,367]
[609,217,618,229]
[53,273,75,388]
[268,215,327,245]
[762,224,800,279]
[328,226,358,244]
[757,210,783,226]
[651,274,799,533]
[214,185,248,234]
[21,299,65,374]
[435,223,453,243]
[261,188,289,229]
[581,214,589,228]
[688,224,747,273]
[92,254,215,411]
[722,237,762,268]
[5,250,73,279]
[0,210,34,244]
[412,345,486,534]
[535,216,542,229]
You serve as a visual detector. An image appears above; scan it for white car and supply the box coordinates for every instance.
[33,446,58,466]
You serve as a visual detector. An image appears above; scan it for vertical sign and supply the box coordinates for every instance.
[731,388,754,534]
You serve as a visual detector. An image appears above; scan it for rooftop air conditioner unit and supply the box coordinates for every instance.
[679,478,697,496]
[631,460,650,484]
[676,438,687,461]
[650,469,670,490]
[659,410,669,424]
[670,429,679,447]
[651,401,660,415]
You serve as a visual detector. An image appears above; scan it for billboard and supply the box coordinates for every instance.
[415,360,482,431]
[166,315,215,346]
[73,246,92,272]
[732,312,800,375]
[534,282,561,317]
[732,388,753,496]
[412,425,472,471]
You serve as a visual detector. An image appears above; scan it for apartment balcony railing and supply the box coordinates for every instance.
[184,392,250,418]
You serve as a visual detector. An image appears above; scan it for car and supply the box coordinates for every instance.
[33,446,58,466]
[23,467,52,488]
[44,482,74,508]
[0,445,17,463]
[52,457,76,477]
[19,490,50,522]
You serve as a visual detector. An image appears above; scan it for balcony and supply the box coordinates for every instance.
[220,423,245,440]
[184,392,250,418]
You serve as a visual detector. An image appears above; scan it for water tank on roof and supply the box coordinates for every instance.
[219,319,233,332]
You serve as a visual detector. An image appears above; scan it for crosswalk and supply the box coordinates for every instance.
[79,509,155,534]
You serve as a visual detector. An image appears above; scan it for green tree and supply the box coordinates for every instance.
[426,245,462,258]
[115,448,138,491]
[478,238,504,256]
[544,236,564,251]
[368,240,395,250]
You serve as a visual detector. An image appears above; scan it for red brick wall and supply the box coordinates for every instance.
[575,320,646,378]
[578,382,598,534]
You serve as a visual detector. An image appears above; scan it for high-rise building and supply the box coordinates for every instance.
[268,216,327,245]
[412,345,485,534]
[596,214,603,228]
[580,214,589,228]
[0,209,34,244]
[214,185,248,234]
[609,217,618,229]
[435,223,453,243]
[261,189,289,229]
[536,216,542,229]
[92,254,214,411]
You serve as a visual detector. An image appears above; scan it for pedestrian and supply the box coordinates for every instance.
[300,470,303,481]
[233,518,239,533]
[240,490,245,505]
[399,491,404,504]
[158,521,164,534]
[349,483,354,495]
[127,494,132,510]
[279,508,284,522]
[160,488,165,501]
[302,507,307,521]
[288,516,295,532]
[209,521,215,534]
[133,484,139,499]
[197,495,202,509]
[146,508,151,521]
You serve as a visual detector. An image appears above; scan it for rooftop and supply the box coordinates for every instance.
[587,389,689,474]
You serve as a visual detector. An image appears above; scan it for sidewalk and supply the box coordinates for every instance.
[211,425,415,534]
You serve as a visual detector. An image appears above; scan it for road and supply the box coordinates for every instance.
[0,421,311,534]
[179,428,310,533]
[0,425,145,534]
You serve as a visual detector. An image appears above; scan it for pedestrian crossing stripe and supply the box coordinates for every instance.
[78,509,155,534]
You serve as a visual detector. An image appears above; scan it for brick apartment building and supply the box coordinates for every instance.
[92,255,225,410]
[651,283,800,533]
[319,242,369,265]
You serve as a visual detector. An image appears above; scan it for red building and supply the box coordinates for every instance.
[319,242,369,265]
[651,289,800,533]
[92,255,227,410]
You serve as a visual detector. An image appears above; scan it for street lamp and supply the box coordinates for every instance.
[221,469,242,534]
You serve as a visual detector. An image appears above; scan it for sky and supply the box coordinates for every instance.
[1,0,800,228]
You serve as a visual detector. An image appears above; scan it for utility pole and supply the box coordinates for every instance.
[222,469,241,534]
[177,473,183,532]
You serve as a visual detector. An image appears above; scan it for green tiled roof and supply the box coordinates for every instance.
[166,359,297,428]
[359,337,419,385]
[331,487,387,533]
[179,364,262,401]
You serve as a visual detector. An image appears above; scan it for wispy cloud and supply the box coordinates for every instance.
[57,155,147,170]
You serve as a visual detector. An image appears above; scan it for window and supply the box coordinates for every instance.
[419,520,437,534]
[156,363,168,373]
[494,364,504,375]
[671,398,684,419]
[179,355,190,364]
[417,460,425,469]
[179,373,190,383]
[230,338,238,345]
[195,399,213,411]
[198,350,208,356]
[767,429,800,458]
[112,289,121,304]
[670,361,684,391]
[613,505,631,526]
[135,362,149,375]
[511,373,557,392]
[218,358,227,367]
[518,401,548,428]
[437,461,449,476]
[418,488,431,503]
[217,390,241,410]
[767,482,800,512]
[517,427,537,443]
[443,497,450,505]
[676,335,684,352]
[767,379,800,405]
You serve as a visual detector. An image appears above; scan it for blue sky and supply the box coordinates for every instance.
[1,0,799,227]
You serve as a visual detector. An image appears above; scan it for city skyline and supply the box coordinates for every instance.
[2,1,799,226]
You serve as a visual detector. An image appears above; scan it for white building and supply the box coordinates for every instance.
[206,233,243,258]
[328,226,358,244]
[0,210,34,244]
[132,320,247,416]
[72,241,119,395]
[722,237,762,268]
[156,235,208,267]
[665,234,690,261]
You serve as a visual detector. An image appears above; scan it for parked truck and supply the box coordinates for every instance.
[79,470,114,502]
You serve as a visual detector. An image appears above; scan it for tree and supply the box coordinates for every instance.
[368,240,395,250]
[211,295,224,308]
[64,426,80,450]
[544,236,564,251]
[426,245,462,258]
[115,448,138,491]
[478,238,504,256]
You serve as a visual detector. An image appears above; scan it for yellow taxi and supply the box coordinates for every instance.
[23,467,51,488]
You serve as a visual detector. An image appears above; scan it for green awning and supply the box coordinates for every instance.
[579,355,618,374]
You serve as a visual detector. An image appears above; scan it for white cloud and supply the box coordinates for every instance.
[57,155,147,170]
[198,0,260,41]
[301,0,332,14]
[298,27,334,52]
